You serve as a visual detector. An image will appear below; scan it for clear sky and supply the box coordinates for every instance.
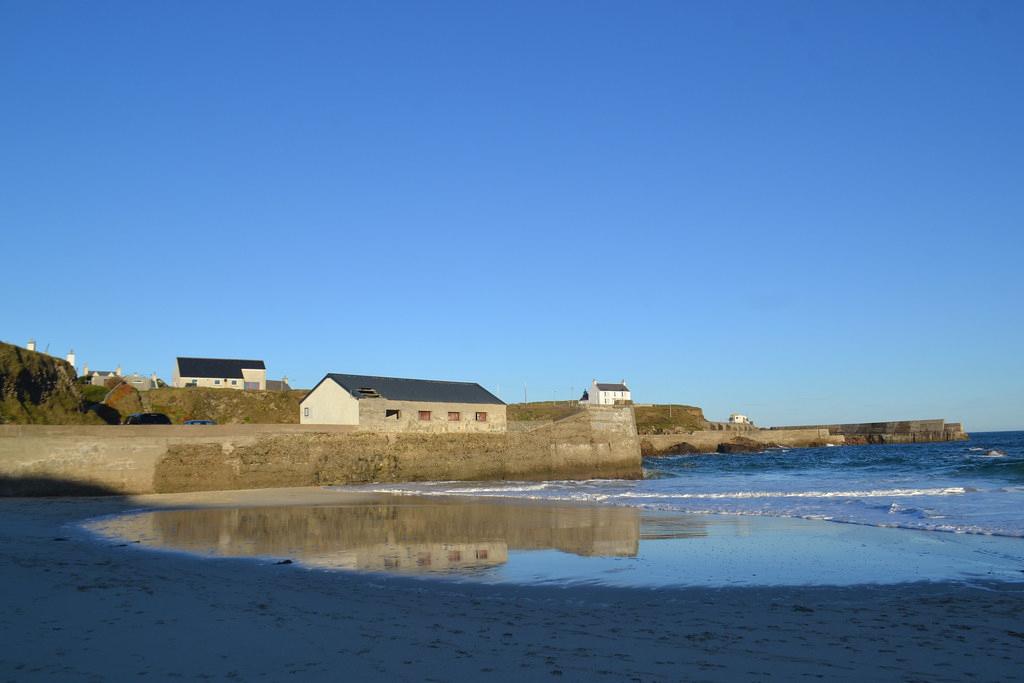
[2,1,1022,431]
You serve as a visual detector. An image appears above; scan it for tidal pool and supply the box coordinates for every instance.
[84,494,1024,587]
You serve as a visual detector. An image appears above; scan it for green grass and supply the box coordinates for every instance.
[78,384,109,403]
[0,341,106,424]
[144,387,305,424]
[633,404,706,434]
[506,401,584,422]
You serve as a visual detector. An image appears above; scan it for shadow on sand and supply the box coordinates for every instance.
[0,475,122,497]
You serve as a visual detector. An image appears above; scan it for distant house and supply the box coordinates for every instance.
[123,373,159,392]
[88,367,122,387]
[300,373,506,432]
[173,357,266,390]
[579,379,631,406]
[728,413,753,425]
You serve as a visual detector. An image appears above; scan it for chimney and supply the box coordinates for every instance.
[620,379,627,387]
[83,363,90,375]
[282,375,289,386]
[115,365,122,377]
[27,339,36,352]
[66,349,76,370]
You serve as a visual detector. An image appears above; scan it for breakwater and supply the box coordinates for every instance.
[0,406,641,496]
[770,419,968,444]
[641,427,836,456]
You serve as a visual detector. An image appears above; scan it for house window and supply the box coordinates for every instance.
[447,550,461,562]
[214,379,221,385]
[385,409,400,419]
[475,412,488,422]
[476,549,488,560]
[418,411,431,421]
[231,380,237,385]
[448,412,460,421]
[303,407,310,417]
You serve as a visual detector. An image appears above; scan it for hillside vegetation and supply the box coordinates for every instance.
[0,341,106,424]
[142,387,305,424]
[506,401,584,423]
[633,404,707,434]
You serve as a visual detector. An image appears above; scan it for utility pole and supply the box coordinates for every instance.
[524,384,527,404]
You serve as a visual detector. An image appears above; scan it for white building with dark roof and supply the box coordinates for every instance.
[172,357,266,390]
[580,379,631,406]
[300,373,506,432]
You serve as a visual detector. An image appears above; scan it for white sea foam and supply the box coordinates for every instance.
[351,484,967,500]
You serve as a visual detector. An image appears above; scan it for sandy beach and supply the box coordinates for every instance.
[1,487,1023,682]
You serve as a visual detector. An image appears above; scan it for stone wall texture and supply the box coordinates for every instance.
[0,406,640,496]
[770,419,969,444]
[641,428,839,456]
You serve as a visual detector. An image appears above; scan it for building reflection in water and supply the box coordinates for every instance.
[88,497,707,575]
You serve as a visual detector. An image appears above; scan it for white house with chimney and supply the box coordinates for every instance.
[579,379,631,406]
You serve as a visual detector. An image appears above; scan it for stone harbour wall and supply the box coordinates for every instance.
[641,428,839,456]
[0,406,641,496]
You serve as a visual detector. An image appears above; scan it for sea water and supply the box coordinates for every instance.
[84,432,1024,587]
[345,431,1024,538]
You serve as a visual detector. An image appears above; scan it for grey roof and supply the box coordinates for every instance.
[176,357,265,379]
[308,373,504,405]
[596,383,629,392]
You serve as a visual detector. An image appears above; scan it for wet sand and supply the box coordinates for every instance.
[2,487,1023,681]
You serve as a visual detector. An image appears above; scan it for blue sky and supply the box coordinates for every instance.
[2,1,1022,430]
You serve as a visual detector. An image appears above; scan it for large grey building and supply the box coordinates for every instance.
[300,373,506,432]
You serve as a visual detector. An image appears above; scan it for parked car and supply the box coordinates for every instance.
[123,413,172,425]
[184,419,217,425]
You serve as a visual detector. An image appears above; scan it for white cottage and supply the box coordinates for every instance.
[172,357,266,390]
[579,379,631,406]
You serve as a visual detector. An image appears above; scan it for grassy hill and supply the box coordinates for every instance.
[633,404,707,434]
[0,341,106,424]
[506,401,584,423]
[142,387,305,424]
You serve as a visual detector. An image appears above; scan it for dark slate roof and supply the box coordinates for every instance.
[176,357,265,379]
[596,383,629,392]
[310,373,504,405]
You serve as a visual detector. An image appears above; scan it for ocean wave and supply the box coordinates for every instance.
[348,484,968,500]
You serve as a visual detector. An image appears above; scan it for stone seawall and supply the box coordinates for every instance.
[770,419,968,444]
[641,428,838,456]
[0,406,641,496]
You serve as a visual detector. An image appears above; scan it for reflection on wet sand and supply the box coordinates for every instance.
[88,497,712,575]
